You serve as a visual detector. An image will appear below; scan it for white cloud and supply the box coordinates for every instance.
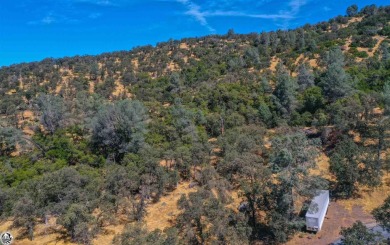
[277,0,308,29]
[42,15,55,24]
[27,12,78,25]
[176,0,298,32]
[177,0,215,32]
[203,10,293,19]
[89,13,102,19]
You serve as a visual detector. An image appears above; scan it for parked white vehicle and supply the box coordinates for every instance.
[306,190,329,232]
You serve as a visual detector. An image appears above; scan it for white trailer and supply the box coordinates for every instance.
[306,190,329,232]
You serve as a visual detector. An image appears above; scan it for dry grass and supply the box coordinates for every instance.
[310,148,390,213]
[357,35,387,57]
[340,16,363,29]
[0,218,125,245]
[269,56,281,72]
[6,89,17,95]
[338,174,390,212]
[89,81,95,93]
[111,80,132,98]
[294,54,305,66]
[0,219,73,245]
[179,43,189,50]
[310,153,334,181]
[131,59,139,70]
[55,84,62,94]
[144,181,196,231]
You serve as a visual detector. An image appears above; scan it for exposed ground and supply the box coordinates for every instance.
[289,149,390,244]
[287,203,374,245]
[144,181,197,231]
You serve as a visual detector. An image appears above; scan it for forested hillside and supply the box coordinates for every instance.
[1,4,390,245]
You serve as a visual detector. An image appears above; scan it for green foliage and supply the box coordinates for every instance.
[320,47,352,102]
[0,5,390,244]
[272,64,297,118]
[372,195,390,232]
[383,82,390,116]
[113,223,176,245]
[340,221,381,245]
[91,100,148,161]
[57,203,93,243]
[36,94,66,134]
[301,86,324,113]
[330,137,360,197]
[346,4,359,17]
[0,127,22,156]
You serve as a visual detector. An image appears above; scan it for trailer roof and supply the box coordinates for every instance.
[306,190,329,218]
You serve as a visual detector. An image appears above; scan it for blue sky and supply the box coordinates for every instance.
[0,0,388,67]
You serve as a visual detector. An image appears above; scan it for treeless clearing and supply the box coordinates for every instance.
[269,56,281,72]
[6,89,17,95]
[111,80,132,98]
[89,81,95,93]
[294,54,305,66]
[287,203,374,245]
[131,59,139,70]
[338,174,390,213]
[310,153,334,181]
[179,43,189,50]
[144,181,196,231]
[167,61,179,71]
[55,84,62,94]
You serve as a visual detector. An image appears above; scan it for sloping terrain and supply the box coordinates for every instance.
[0,5,390,245]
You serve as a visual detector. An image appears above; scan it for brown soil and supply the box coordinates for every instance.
[131,59,139,70]
[89,81,95,94]
[269,56,281,72]
[287,203,374,245]
[357,35,387,57]
[111,80,132,98]
[338,174,390,213]
[179,43,189,50]
[144,181,196,231]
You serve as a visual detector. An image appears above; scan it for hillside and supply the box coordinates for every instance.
[1,4,390,245]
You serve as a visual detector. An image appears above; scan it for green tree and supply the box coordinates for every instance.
[372,196,390,232]
[91,100,148,161]
[346,4,358,17]
[57,204,93,243]
[320,47,352,102]
[0,127,22,156]
[301,86,324,113]
[272,63,297,118]
[113,223,174,245]
[36,94,66,134]
[266,132,326,242]
[340,221,381,245]
[12,196,38,241]
[297,64,314,92]
[383,82,390,116]
[330,137,360,197]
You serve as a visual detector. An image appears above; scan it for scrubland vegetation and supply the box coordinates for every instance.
[1,4,390,244]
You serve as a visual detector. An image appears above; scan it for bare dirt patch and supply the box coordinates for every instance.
[179,43,189,50]
[269,56,281,72]
[144,181,196,231]
[357,35,387,57]
[287,203,374,245]
[89,81,95,94]
[338,174,390,213]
